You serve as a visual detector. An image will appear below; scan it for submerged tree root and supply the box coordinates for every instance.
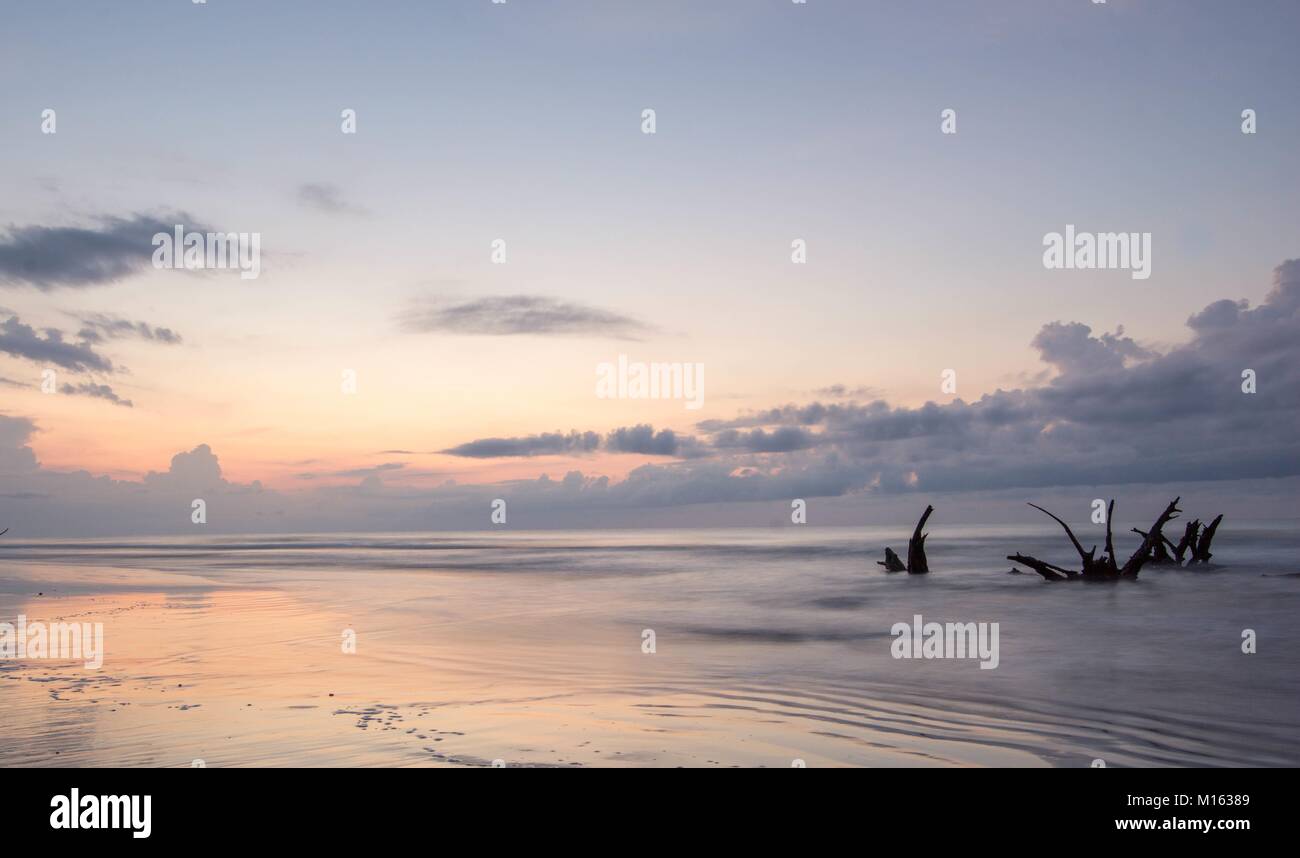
[1009,498,1223,582]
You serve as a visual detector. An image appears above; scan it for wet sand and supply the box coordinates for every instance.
[3,587,1040,767]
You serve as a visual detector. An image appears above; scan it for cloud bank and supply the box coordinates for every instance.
[440,260,1300,500]
[0,314,115,372]
[0,213,192,290]
[2,261,1298,534]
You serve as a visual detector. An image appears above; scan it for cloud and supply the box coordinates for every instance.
[296,183,366,216]
[61,382,133,408]
[449,258,1300,500]
[0,376,32,389]
[1031,322,1154,375]
[0,213,191,290]
[143,444,228,491]
[696,259,1300,494]
[697,402,834,432]
[403,295,652,339]
[442,430,601,458]
[0,415,40,474]
[712,426,816,453]
[0,314,115,372]
[73,313,182,345]
[297,462,407,480]
[2,260,1299,534]
[441,425,706,459]
[605,424,701,456]
[815,384,881,400]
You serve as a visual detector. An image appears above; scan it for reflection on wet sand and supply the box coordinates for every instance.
[2,528,1298,767]
[0,587,1037,767]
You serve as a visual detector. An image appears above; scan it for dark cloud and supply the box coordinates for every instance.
[712,426,816,453]
[441,425,707,459]
[697,402,834,432]
[296,183,366,215]
[74,313,182,345]
[724,259,1300,494]
[61,382,133,408]
[441,430,602,458]
[0,213,191,290]
[0,376,32,389]
[605,424,695,456]
[0,314,114,372]
[1031,322,1154,375]
[404,295,652,339]
[445,259,1300,500]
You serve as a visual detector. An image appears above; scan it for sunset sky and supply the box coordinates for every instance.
[2,0,1298,534]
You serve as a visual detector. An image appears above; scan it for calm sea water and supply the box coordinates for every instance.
[2,523,1298,767]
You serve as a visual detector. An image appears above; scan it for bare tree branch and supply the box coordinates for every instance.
[878,506,935,574]
[1120,497,1181,578]
[1194,514,1224,563]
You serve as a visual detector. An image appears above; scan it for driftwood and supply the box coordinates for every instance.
[1133,527,1174,564]
[877,547,906,572]
[1120,498,1182,578]
[1010,497,1224,581]
[877,505,934,574]
[1007,553,1075,581]
[1027,502,1109,578]
[907,505,933,574]
[1171,519,1200,564]
[1131,528,1175,563]
[1132,508,1222,569]
[1193,514,1224,563]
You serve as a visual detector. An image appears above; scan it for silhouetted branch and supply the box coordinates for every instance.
[879,506,935,574]
[1131,527,1175,564]
[1013,496,1225,582]
[906,505,934,574]
[1120,497,1181,578]
[877,547,906,572]
[1172,519,1200,564]
[1194,514,1224,563]
[1028,503,1096,568]
[1007,553,1075,581]
[1102,499,1119,575]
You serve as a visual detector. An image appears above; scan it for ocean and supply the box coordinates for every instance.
[2,523,1298,767]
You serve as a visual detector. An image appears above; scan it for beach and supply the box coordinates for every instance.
[2,524,1298,767]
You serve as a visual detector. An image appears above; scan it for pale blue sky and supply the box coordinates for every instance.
[1,0,1298,533]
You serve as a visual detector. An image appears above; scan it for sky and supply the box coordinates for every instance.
[1,0,1298,535]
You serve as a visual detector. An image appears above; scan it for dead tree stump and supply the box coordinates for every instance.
[878,506,934,573]
[1194,515,1224,563]
[877,547,906,572]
